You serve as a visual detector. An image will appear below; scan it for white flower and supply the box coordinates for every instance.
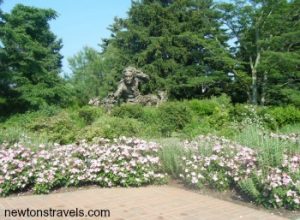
[198,174,204,179]
[191,177,198,184]
[274,194,282,203]
[212,174,218,181]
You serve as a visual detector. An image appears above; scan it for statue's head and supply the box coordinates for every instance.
[123,66,135,85]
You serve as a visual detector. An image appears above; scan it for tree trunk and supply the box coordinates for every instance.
[249,54,260,105]
[261,71,267,105]
[251,68,258,105]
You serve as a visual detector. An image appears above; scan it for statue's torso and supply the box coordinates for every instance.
[121,79,141,102]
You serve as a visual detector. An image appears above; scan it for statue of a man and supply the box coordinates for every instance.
[113,66,149,103]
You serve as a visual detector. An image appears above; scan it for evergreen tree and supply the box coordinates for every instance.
[0,0,9,108]
[102,0,235,99]
[0,4,69,113]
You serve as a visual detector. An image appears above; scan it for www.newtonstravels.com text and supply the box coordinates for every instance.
[3,208,110,218]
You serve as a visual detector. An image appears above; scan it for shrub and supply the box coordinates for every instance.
[207,105,230,128]
[238,175,262,203]
[80,116,144,140]
[0,144,34,195]
[279,123,300,134]
[78,106,103,125]
[111,104,144,119]
[186,94,232,117]
[186,99,217,116]
[29,112,82,144]
[264,106,300,127]
[0,138,167,196]
[140,106,160,124]
[181,117,212,138]
[239,170,300,209]
[0,106,60,130]
[0,127,27,144]
[178,135,300,210]
[231,104,258,121]
[159,144,185,178]
[231,104,278,130]
[158,102,192,136]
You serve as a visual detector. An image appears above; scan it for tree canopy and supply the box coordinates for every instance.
[100,0,236,99]
[1,0,299,114]
[0,4,70,114]
[219,0,300,106]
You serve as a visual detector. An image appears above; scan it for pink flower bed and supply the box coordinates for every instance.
[0,137,166,196]
[179,135,300,210]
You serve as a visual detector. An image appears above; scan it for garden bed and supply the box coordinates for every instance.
[159,133,300,211]
[0,137,167,196]
[1,130,300,213]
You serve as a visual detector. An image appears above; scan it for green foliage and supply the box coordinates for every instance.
[238,177,261,202]
[0,127,27,144]
[78,106,104,125]
[140,106,160,124]
[159,143,184,178]
[207,105,230,128]
[1,99,299,145]
[158,102,192,136]
[219,0,300,106]
[68,47,112,105]
[100,0,235,99]
[233,125,300,168]
[80,116,144,140]
[185,99,218,116]
[181,117,212,138]
[265,106,300,128]
[279,123,300,134]
[0,106,60,144]
[231,104,270,129]
[180,95,233,137]
[29,111,82,144]
[111,104,144,119]
[0,4,71,113]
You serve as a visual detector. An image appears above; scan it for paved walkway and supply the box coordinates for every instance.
[0,186,289,220]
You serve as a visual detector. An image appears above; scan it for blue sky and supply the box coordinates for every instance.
[2,0,132,74]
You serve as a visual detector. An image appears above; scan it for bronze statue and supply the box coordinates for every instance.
[113,66,150,103]
[89,66,167,109]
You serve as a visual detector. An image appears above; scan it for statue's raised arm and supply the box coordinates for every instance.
[134,69,149,82]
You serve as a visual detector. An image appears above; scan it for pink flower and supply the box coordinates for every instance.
[282,173,292,186]
[286,190,296,197]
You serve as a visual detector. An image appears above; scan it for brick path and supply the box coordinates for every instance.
[0,185,289,220]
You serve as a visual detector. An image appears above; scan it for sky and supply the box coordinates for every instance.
[2,0,132,74]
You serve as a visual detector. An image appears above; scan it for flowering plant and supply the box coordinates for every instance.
[179,135,300,210]
[0,137,167,196]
